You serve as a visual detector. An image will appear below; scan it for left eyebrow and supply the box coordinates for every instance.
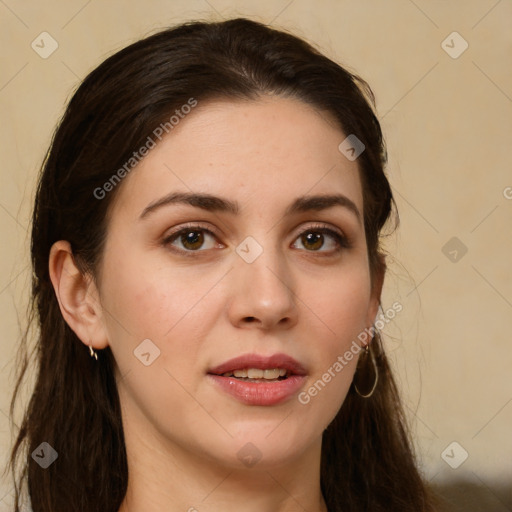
[139,191,362,225]
[285,194,362,225]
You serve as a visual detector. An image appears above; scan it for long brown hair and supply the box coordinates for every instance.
[9,17,437,511]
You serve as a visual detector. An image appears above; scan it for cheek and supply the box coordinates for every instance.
[308,262,372,345]
[101,257,224,439]
[99,251,225,375]
[296,265,371,426]
[102,248,211,329]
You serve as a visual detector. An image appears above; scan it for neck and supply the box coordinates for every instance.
[117,423,328,512]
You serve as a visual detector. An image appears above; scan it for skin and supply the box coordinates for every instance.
[50,96,384,512]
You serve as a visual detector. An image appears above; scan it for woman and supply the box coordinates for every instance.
[10,17,437,512]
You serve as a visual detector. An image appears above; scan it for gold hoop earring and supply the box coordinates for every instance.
[89,344,98,361]
[354,335,379,398]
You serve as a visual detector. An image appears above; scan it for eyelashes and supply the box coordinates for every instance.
[162,224,221,255]
[162,222,351,257]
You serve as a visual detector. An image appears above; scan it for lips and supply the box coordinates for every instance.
[207,353,308,406]
[208,353,307,377]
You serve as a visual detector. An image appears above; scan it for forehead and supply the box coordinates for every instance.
[111,96,364,220]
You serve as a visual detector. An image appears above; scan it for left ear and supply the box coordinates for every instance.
[366,253,386,328]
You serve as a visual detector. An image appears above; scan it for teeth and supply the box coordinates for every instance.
[222,368,288,379]
[263,369,281,379]
[247,368,264,379]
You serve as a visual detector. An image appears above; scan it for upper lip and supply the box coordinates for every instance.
[208,353,307,376]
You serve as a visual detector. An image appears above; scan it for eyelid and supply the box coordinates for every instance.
[162,222,224,254]
[292,222,351,250]
[162,221,351,255]
[163,222,221,239]
[293,221,346,240]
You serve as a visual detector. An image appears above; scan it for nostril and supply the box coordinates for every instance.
[244,316,257,323]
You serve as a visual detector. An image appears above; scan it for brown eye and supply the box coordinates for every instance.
[180,230,205,250]
[164,226,220,253]
[292,226,348,253]
[301,232,324,251]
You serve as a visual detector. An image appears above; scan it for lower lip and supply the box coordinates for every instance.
[207,374,306,406]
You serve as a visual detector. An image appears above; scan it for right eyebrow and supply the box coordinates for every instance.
[139,192,239,219]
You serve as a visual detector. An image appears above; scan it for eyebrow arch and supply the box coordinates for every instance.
[139,191,361,224]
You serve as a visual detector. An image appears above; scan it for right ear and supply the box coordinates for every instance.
[48,240,109,350]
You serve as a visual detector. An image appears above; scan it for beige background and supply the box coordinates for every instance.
[1,0,511,510]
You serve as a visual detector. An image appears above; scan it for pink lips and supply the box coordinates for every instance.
[207,353,307,406]
[208,353,307,376]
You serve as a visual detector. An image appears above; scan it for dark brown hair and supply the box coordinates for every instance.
[9,17,436,511]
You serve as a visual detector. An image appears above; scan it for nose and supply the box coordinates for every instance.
[227,244,298,331]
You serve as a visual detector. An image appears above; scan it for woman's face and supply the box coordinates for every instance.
[97,96,381,470]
